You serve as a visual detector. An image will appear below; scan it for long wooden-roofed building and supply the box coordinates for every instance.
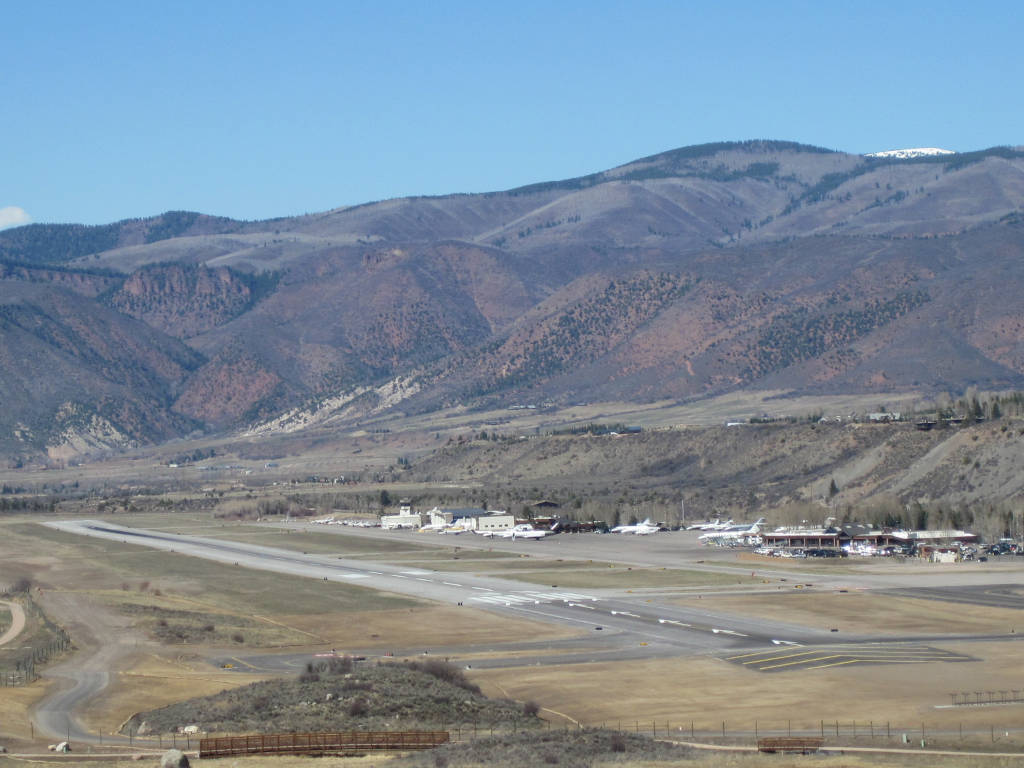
[762,522,977,552]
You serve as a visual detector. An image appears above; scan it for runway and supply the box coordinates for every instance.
[35,518,1024,743]
[44,520,853,652]
[44,519,1024,660]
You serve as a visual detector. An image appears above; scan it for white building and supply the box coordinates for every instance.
[381,513,422,529]
[475,512,514,532]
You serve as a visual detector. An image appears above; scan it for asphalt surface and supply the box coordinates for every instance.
[31,589,141,745]
[35,519,1024,745]
[881,584,1024,610]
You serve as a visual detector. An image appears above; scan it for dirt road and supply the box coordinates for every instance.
[0,599,26,647]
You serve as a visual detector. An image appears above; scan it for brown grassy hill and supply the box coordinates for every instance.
[2,141,1024,458]
[0,282,202,458]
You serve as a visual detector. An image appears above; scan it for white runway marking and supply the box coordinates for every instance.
[471,591,599,606]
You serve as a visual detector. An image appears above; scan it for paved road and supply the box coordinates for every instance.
[31,590,142,744]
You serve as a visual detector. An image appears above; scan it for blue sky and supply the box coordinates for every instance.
[3,1,1021,228]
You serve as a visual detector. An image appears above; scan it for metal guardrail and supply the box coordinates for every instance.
[199,730,450,758]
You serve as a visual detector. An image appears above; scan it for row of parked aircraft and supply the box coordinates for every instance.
[311,516,379,527]
[475,523,557,540]
[311,513,765,542]
[694,518,766,545]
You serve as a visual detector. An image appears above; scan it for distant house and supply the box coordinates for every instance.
[530,500,561,511]
[867,412,901,423]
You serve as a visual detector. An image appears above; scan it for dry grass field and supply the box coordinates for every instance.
[0,684,41,742]
[473,639,1024,737]
[275,604,580,649]
[3,522,417,618]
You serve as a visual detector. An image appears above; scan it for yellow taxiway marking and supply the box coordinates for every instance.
[741,651,820,666]
[761,654,844,670]
[806,658,936,670]
[727,649,816,661]
[805,658,862,670]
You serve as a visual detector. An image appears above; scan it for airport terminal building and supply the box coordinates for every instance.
[761,523,977,552]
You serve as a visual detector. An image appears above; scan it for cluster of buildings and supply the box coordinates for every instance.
[380,499,517,532]
[752,521,979,561]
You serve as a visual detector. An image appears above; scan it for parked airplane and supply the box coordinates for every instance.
[477,523,557,540]
[418,521,449,533]
[698,518,766,544]
[686,518,734,531]
[610,518,662,535]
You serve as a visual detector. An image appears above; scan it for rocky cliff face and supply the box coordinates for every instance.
[108,263,256,338]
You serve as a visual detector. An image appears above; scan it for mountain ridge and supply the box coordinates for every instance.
[2,140,1024,460]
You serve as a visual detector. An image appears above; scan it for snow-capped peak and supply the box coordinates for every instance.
[864,147,956,159]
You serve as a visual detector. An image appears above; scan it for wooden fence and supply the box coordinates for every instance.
[757,737,823,753]
[199,730,450,758]
[0,628,71,686]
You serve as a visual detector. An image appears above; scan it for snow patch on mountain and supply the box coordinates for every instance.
[865,147,955,159]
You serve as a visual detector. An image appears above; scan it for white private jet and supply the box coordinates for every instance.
[610,518,662,535]
[477,523,556,540]
[687,518,734,531]
[418,521,449,533]
[699,518,766,545]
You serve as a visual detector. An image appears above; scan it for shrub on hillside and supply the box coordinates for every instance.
[122,658,535,735]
